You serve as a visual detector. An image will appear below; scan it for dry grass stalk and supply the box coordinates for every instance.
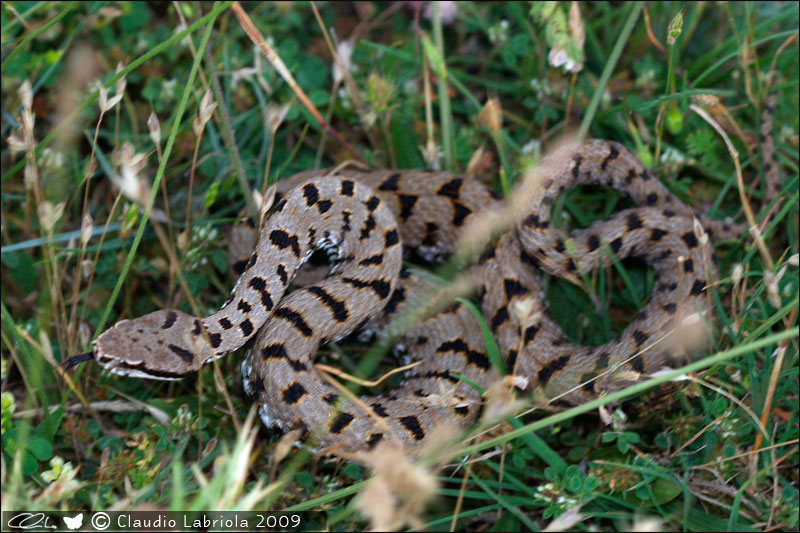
[230,2,366,165]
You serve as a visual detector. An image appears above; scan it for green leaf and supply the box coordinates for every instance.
[2,252,36,293]
[295,471,314,491]
[390,114,424,169]
[601,432,617,443]
[490,512,520,532]
[36,406,63,440]
[567,475,582,493]
[22,450,38,475]
[27,436,53,461]
[342,463,363,480]
[650,477,681,505]
[203,181,219,210]
[421,32,444,76]
[210,250,228,273]
[616,438,631,453]
[622,431,640,444]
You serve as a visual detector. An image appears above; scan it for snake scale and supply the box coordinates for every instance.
[85,80,781,455]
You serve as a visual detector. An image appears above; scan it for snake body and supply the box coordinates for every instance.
[90,89,781,454]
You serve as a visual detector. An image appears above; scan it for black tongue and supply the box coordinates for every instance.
[62,352,95,369]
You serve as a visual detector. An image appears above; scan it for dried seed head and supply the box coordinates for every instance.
[775,265,787,283]
[420,140,443,170]
[598,404,612,425]
[7,127,28,154]
[98,86,123,113]
[272,429,302,466]
[112,143,149,204]
[193,90,217,136]
[478,97,503,137]
[355,441,438,531]
[80,214,94,247]
[79,322,92,349]
[692,217,704,240]
[482,378,527,424]
[465,144,486,178]
[512,297,542,330]
[147,112,161,146]
[731,263,743,287]
[22,112,35,139]
[568,2,585,50]
[787,253,798,267]
[65,236,76,261]
[199,89,217,126]
[252,190,264,213]
[18,79,33,111]
[37,201,66,233]
[24,162,35,190]
[177,231,189,254]
[260,184,277,215]
[765,270,783,308]
[115,61,127,96]
[266,103,289,135]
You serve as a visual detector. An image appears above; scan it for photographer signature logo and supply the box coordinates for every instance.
[63,513,83,530]
[6,512,57,529]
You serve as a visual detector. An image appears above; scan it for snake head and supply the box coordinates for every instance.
[92,310,214,380]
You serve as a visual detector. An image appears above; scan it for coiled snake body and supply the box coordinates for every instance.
[89,95,780,454]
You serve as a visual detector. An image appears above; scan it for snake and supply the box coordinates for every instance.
[80,75,781,456]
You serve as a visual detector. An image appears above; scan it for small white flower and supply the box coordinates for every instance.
[423,1,459,24]
[332,40,354,85]
[337,85,352,109]
[521,139,541,157]
[402,79,419,94]
[488,19,510,44]
[660,146,685,164]
[41,456,75,483]
[160,78,178,101]
[505,375,529,390]
[548,47,569,69]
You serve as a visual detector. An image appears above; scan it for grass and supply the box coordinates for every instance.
[1,2,798,531]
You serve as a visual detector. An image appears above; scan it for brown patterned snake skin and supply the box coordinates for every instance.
[88,78,781,455]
